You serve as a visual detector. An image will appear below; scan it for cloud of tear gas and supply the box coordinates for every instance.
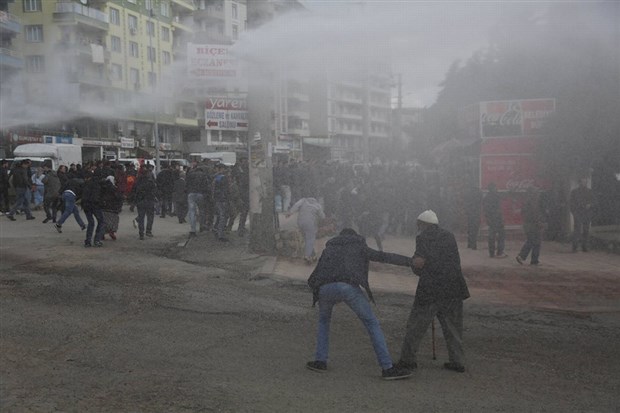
[234,1,617,108]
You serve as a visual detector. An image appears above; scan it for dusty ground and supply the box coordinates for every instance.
[1,212,619,412]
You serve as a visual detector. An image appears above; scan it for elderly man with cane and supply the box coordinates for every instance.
[395,210,470,373]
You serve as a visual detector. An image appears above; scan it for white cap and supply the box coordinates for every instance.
[417,210,439,224]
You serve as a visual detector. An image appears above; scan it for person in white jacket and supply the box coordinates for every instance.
[286,197,325,263]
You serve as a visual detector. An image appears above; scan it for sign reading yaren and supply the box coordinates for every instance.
[188,44,239,79]
[205,97,249,131]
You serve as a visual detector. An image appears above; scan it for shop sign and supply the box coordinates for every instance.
[205,97,248,131]
[120,137,135,149]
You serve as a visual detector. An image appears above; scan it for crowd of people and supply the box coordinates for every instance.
[1,155,596,263]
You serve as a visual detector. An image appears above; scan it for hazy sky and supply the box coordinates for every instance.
[288,0,540,107]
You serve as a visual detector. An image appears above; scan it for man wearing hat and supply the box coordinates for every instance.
[395,210,470,373]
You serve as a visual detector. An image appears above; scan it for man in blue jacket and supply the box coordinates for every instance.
[306,228,413,380]
[395,210,470,373]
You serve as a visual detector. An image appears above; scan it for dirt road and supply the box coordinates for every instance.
[1,213,619,412]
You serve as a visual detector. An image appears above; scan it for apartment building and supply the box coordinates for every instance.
[308,74,392,162]
[0,0,23,100]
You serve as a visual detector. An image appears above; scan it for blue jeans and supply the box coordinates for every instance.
[188,192,205,233]
[57,191,85,227]
[8,187,33,218]
[315,282,393,370]
[85,208,105,243]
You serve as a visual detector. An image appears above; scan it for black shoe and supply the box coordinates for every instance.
[582,247,588,252]
[218,237,229,242]
[189,232,196,237]
[84,241,92,248]
[382,366,412,380]
[81,225,86,231]
[42,218,50,223]
[94,241,103,247]
[443,362,465,373]
[160,215,166,218]
[7,215,16,221]
[55,223,62,233]
[145,232,153,237]
[530,261,540,266]
[26,216,36,220]
[394,360,417,371]
[139,234,145,240]
[305,361,327,373]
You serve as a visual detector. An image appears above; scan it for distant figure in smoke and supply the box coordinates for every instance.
[516,188,545,265]
[131,166,158,240]
[464,185,482,250]
[569,178,593,252]
[286,197,325,264]
[482,183,507,258]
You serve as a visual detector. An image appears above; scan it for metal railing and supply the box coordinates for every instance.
[0,10,21,24]
[0,47,22,58]
[55,2,109,24]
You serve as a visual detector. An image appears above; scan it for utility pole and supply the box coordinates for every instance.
[149,8,160,173]
[246,1,276,253]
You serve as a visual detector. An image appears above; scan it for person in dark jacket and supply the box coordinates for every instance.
[212,164,230,241]
[156,165,176,218]
[464,185,482,250]
[42,163,61,223]
[569,178,593,252]
[131,166,158,240]
[100,176,123,240]
[6,160,35,221]
[0,159,11,212]
[305,228,413,380]
[395,210,470,373]
[482,182,507,258]
[54,175,86,232]
[516,189,544,265]
[186,166,209,236]
[172,171,187,224]
[81,171,105,247]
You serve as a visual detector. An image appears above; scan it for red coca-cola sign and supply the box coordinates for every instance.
[479,99,555,138]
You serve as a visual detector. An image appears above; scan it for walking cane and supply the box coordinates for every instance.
[431,318,437,360]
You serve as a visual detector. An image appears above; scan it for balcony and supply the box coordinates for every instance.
[172,16,194,33]
[66,71,110,87]
[0,47,23,69]
[56,41,110,61]
[171,0,196,12]
[53,2,109,31]
[194,4,225,22]
[0,11,21,35]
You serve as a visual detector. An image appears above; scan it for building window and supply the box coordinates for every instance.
[23,0,41,12]
[160,1,169,17]
[145,0,153,11]
[147,47,156,63]
[148,72,156,87]
[109,7,120,25]
[232,3,238,19]
[25,25,43,43]
[110,36,121,53]
[232,25,238,40]
[129,41,139,58]
[25,55,45,73]
[217,23,224,35]
[111,63,122,81]
[128,14,138,32]
[130,68,140,87]
[162,51,171,65]
[146,21,155,37]
[161,26,170,42]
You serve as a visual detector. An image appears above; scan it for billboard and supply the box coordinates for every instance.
[187,44,239,80]
[205,97,249,131]
[480,154,549,192]
[479,99,555,138]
